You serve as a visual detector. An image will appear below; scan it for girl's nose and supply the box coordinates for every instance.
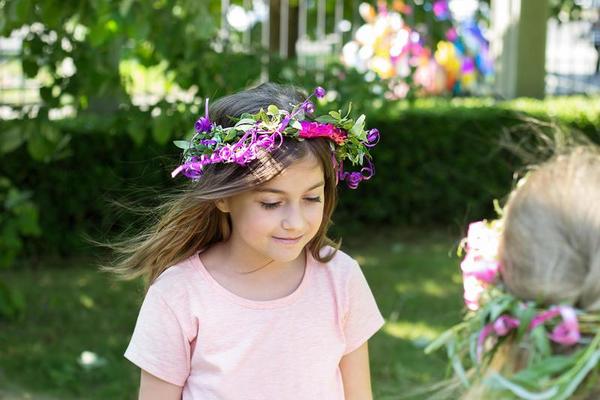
[281,204,306,231]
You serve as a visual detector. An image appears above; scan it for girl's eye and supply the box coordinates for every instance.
[305,196,322,203]
[260,202,281,209]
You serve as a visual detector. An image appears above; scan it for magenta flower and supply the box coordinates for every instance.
[299,121,347,145]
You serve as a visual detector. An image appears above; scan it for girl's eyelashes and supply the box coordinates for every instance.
[259,197,322,210]
[260,202,281,209]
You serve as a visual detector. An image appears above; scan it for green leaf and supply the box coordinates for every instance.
[342,120,354,130]
[127,118,146,146]
[236,118,256,126]
[0,126,25,154]
[15,0,31,21]
[119,0,135,16]
[315,115,337,124]
[350,114,366,139]
[267,105,279,115]
[530,325,551,358]
[329,111,341,119]
[15,203,41,236]
[291,120,302,130]
[512,354,579,384]
[342,102,352,118]
[224,129,238,141]
[21,58,38,78]
[173,140,190,150]
[152,114,172,145]
[27,130,54,162]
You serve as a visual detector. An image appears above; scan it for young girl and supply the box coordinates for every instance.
[110,83,385,399]
[427,145,600,399]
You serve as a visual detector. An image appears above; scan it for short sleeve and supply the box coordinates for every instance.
[342,261,385,355]
[124,286,191,386]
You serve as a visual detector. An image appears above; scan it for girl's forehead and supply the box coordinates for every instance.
[256,156,324,192]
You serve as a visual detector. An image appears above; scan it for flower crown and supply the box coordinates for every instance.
[171,87,379,189]
[425,207,600,399]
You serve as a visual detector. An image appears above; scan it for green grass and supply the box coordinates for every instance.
[0,230,464,399]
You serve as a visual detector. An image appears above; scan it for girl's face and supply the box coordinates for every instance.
[218,154,326,265]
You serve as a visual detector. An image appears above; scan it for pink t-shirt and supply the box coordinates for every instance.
[124,248,385,399]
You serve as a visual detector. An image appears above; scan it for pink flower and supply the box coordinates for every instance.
[460,220,502,310]
[477,315,520,361]
[463,275,486,311]
[465,221,501,259]
[531,306,580,346]
[493,315,520,336]
[299,121,347,145]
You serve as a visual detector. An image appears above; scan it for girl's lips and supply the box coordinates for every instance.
[272,235,303,244]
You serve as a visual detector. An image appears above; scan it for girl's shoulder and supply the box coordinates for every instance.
[150,253,200,295]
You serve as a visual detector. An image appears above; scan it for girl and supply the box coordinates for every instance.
[427,145,600,399]
[109,83,385,399]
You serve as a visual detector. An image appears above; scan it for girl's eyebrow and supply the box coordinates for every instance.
[254,181,325,194]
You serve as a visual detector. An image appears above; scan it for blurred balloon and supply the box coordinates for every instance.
[341,0,493,98]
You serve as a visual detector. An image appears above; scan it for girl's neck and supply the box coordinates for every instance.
[214,238,305,276]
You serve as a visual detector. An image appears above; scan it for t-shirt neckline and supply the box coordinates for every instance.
[192,250,313,309]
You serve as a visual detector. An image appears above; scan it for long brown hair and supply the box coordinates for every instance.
[103,83,341,287]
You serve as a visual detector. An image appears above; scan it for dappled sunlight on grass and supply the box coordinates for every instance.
[79,294,95,309]
[383,320,443,342]
[76,276,90,287]
[395,278,456,298]
[1,230,466,399]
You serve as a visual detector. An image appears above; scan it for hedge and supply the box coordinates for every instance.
[2,96,598,256]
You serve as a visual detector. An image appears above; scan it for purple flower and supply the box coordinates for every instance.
[302,101,315,114]
[346,172,363,189]
[365,128,380,147]
[200,139,217,146]
[195,116,212,133]
[314,86,326,99]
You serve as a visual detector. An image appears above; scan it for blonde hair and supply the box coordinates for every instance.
[462,145,600,399]
[102,83,340,288]
[500,146,600,312]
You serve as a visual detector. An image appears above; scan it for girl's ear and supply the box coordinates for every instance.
[215,199,230,213]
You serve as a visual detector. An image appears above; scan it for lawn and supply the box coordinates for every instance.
[0,229,464,399]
